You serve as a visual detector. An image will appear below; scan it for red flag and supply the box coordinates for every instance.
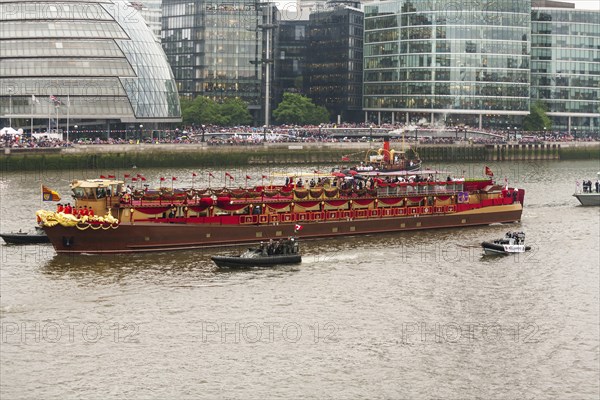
[124,174,130,178]
[262,175,268,179]
[485,166,494,177]
[100,175,106,179]
[137,173,142,178]
[132,178,138,182]
[341,156,350,162]
[108,175,115,179]
[160,177,165,181]
[225,172,234,180]
[172,177,177,181]
[209,172,215,178]
[192,173,197,177]
[246,175,251,180]
[140,177,146,181]
[294,224,303,231]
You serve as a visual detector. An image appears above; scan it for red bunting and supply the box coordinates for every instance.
[172,177,177,181]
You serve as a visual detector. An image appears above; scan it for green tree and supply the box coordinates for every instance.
[272,93,330,125]
[219,98,253,126]
[523,101,552,132]
[181,96,220,125]
[181,96,252,126]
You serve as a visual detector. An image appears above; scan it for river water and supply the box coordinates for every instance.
[1,160,599,399]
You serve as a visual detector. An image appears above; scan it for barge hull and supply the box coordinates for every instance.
[43,205,523,254]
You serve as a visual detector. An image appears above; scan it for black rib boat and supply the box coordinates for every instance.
[212,238,301,268]
[0,227,50,245]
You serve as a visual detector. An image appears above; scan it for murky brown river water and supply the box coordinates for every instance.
[1,160,599,399]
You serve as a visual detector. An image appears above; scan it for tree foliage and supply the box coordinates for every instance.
[180,96,252,126]
[272,93,330,125]
[523,101,552,132]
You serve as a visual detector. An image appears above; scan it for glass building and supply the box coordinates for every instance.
[363,0,531,129]
[161,0,267,122]
[275,20,309,101]
[304,2,364,122]
[0,0,181,132]
[531,5,600,134]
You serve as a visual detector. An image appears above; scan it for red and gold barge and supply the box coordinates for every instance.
[37,173,525,254]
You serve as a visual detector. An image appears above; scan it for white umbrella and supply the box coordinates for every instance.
[0,127,19,135]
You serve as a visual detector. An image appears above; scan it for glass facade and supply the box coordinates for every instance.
[0,0,181,128]
[531,7,600,133]
[304,5,364,122]
[275,20,308,104]
[161,0,264,117]
[363,0,531,128]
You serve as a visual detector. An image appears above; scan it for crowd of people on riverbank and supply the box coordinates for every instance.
[2,123,598,149]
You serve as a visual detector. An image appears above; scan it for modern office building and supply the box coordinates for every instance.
[363,0,532,129]
[304,1,364,122]
[131,0,163,39]
[161,0,273,123]
[531,3,600,134]
[0,0,181,132]
[275,20,309,103]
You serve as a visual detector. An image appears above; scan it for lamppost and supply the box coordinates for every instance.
[369,124,373,143]
[74,125,77,141]
[543,126,546,141]
[573,127,577,141]
[201,124,206,143]
[514,126,518,142]
[263,125,267,142]
[139,124,143,140]
[8,88,13,127]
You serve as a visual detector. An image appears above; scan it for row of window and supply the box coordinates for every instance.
[0,59,135,78]
[363,96,530,111]
[364,82,529,97]
[532,35,600,49]
[532,10,600,24]
[0,2,112,21]
[0,78,126,97]
[364,69,529,84]
[1,39,124,58]
[531,76,600,88]
[366,26,528,43]
[364,55,529,70]
[365,2,530,19]
[532,48,600,63]
[0,21,128,39]
[366,13,530,31]
[365,40,527,57]
[530,61,600,74]
[532,22,600,36]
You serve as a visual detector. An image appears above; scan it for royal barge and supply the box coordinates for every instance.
[37,170,525,254]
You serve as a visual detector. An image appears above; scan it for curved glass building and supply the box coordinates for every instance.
[0,0,181,132]
[531,6,600,134]
[363,0,531,129]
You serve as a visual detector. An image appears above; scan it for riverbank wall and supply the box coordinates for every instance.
[1,142,598,171]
